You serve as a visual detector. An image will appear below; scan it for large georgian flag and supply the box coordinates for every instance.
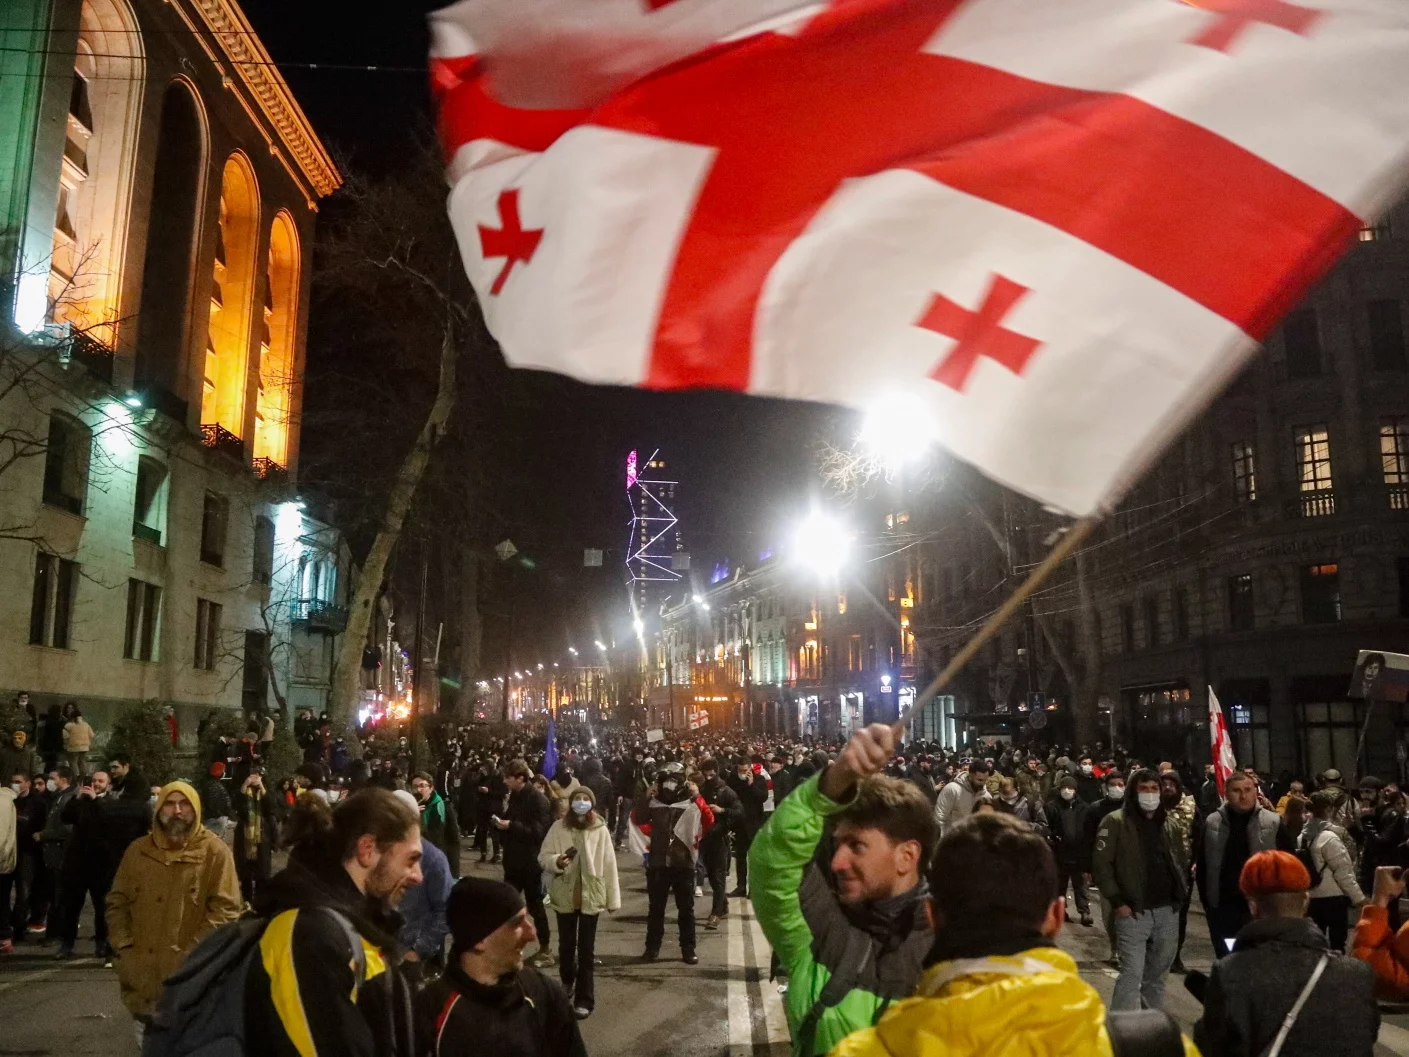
[431,0,1409,516]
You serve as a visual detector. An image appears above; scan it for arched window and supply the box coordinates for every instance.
[49,0,145,346]
[254,211,299,468]
[202,154,259,437]
[136,80,206,398]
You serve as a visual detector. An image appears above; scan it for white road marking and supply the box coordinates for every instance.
[745,911,793,1045]
[1379,1022,1409,1056]
[727,905,754,1054]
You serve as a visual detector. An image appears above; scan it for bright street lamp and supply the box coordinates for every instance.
[794,512,852,577]
[633,618,645,635]
[858,393,939,473]
[568,646,578,656]
[594,640,607,652]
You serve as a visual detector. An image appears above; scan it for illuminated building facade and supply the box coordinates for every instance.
[0,0,342,734]
[626,449,685,619]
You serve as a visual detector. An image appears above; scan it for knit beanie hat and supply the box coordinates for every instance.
[1058,775,1077,790]
[446,878,526,954]
[1239,850,1311,899]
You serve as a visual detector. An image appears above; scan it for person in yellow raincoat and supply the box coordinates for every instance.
[106,780,241,1038]
[828,813,1200,1057]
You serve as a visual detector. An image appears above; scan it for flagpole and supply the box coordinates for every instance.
[895,515,1102,736]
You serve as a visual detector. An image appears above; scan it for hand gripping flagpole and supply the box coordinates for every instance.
[894,516,1102,737]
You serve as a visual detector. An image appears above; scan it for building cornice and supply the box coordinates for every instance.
[182,0,343,202]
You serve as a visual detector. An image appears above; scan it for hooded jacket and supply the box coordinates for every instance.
[105,781,242,1016]
[828,946,1200,1057]
[246,850,418,1057]
[750,775,932,1057]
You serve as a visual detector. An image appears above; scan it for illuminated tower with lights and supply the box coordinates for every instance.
[625,449,685,617]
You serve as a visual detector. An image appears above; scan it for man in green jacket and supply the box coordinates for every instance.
[1091,767,1188,1013]
[412,772,462,879]
[750,724,936,1057]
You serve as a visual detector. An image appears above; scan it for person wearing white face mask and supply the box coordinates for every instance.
[538,786,620,1020]
[1046,776,1093,927]
[1092,768,1189,1011]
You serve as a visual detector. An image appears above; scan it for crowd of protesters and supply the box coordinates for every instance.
[12,694,1409,1056]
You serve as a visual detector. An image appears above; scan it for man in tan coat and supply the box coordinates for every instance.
[106,780,240,1038]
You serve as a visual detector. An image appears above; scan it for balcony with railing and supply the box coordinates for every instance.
[252,457,288,484]
[68,331,113,383]
[1299,490,1336,518]
[200,423,245,463]
[293,598,349,634]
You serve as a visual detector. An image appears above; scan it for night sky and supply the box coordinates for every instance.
[238,0,847,646]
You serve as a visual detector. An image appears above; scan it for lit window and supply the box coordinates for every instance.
[1295,425,1334,517]
[1231,441,1256,502]
[1359,220,1393,242]
[1384,418,1409,510]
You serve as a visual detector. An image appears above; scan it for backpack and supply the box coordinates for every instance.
[1108,1010,1184,1057]
[1295,822,1326,889]
[141,907,365,1057]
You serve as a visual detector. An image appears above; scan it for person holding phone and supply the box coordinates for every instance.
[1352,866,1409,995]
[538,787,620,1019]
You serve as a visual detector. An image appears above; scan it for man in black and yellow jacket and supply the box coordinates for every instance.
[245,787,425,1057]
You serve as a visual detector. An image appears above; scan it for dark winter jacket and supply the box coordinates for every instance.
[39,785,76,870]
[417,963,585,1057]
[246,853,416,1057]
[501,784,553,878]
[727,770,770,833]
[1194,916,1378,1057]
[580,758,614,814]
[1092,795,1188,915]
[699,775,741,848]
[1045,794,1091,866]
[105,768,154,860]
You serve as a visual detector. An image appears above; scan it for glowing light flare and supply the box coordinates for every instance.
[626,449,638,490]
[858,393,940,473]
[793,512,853,577]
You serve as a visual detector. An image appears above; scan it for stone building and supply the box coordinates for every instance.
[0,0,345,739]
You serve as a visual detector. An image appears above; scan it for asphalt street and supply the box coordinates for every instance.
[9,848,1409,1057]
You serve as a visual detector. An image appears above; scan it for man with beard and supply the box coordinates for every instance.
[106,783,240,1041]
[247,787,424,1057]
[751,724,937,1056]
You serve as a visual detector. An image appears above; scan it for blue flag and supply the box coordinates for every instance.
[542,715,558,779]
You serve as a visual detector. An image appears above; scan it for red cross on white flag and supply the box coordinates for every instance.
[430,0,1409,516]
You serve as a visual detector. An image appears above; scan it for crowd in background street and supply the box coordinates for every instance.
[12,693,1409,1056]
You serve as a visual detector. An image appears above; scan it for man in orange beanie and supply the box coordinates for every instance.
[1194,850,1377,1057]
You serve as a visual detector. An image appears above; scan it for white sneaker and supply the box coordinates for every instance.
[695,886,703,897]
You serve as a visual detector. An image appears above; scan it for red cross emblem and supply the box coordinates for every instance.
[917,274,1042,392]
[478,190,544,296]
[1180,0,1323,53]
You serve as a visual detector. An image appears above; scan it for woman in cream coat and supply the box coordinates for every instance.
[538,785,620,1020]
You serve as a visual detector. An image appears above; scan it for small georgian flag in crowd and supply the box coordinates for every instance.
[1208,685,1239,798]
[430,0,1409,516]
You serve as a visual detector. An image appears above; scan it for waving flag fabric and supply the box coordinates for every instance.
[1208,685,1239,798]
[431,0,1409,515]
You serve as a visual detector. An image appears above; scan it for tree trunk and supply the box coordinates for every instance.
[457,547,482,716]
[330,328,458,743]
[1073,546,1103,747]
